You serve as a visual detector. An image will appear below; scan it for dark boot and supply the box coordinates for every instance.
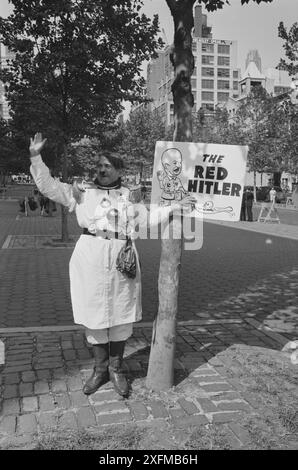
[109,341,129,397]
[83,343,109,395]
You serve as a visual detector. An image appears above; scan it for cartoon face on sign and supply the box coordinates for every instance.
[162,148,182,177]
[157,148,188,203]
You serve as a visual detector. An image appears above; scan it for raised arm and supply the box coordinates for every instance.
[29,133,75,210]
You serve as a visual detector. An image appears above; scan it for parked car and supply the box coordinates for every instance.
[256,185,287,203]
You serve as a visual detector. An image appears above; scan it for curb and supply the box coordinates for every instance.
[0,318,244,335]
[244,317,291,347]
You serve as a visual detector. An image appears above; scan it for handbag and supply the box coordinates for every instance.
[116,200,137,279]
[116,237,137,279]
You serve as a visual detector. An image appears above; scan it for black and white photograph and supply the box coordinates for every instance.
[0,0,297,454]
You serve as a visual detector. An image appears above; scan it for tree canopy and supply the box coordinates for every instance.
[197,0,273,11]
[0,0,163,149]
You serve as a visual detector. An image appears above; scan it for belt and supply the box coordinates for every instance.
[83,228,128,240]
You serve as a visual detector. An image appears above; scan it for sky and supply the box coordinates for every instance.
[0,0,296,115]
[0,0,296,73]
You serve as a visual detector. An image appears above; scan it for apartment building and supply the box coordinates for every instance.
[0,44,14,120]
[146,4,240,127]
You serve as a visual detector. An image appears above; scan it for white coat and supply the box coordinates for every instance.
[30,155,144,330]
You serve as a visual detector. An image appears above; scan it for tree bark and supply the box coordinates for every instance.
[61,142,69,242]
[146,0,195,391]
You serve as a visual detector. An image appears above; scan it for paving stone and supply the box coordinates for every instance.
[17,414,37,435]
[67,376,84,391]
[76,349,91,360]
[229,423,252,446]
[3,384,19,399]
[58,411,78,431]
[61,341,73,350]
[4,373,20,385]
[63,350,76,361]
[19,382,33,397]
[36,370,51,380]
[240,391,261,409]
[51,379,67,393]
[76,407,97,428]
[39,394,55,412]
[191,369,220,377]
[70,390,89,407]
[195,398,218,413]
[148,400,169,419]
[177,398,199,415]
[212,392,242,401]
[3,365,32,373]
[0,416,17,435]
[211,412,243,424]
[38,412,57,431]
[170,414,209,428]
[53,393,71,409]
[21,371,36,383]
[97,412,132,426]
[215,401,251,412]
[21,396,38,413]
[199,383,234,393]
[52,368,66,379]
[95,401,129,414]
[1,398,20,416]
[128,401,149,420]
[168,408,186,419]
[34,362,62,370]
[90,389,120,403]
[34,380,50,395]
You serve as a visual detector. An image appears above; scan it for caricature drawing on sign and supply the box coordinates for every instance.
[157,148,188,205]
[194,201,234,216]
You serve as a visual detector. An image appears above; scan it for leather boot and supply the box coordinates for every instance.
[83,343,109,395]
[109,341,129,397]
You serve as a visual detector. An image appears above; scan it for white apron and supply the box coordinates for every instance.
[69,234,142,329]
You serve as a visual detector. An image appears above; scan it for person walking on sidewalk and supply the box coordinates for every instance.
[29,133,143,398]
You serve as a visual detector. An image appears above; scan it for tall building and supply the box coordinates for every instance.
[145,4,240,127]
[0,44,14,120]
[245,50,262,73]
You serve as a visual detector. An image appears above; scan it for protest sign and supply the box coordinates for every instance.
[151,141,248,221]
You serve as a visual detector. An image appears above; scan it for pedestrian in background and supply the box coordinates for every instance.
[246,187,254,222]
[269,187,277,204]
[240,190,246,221]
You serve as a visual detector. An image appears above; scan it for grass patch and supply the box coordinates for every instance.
[35,426,145,450]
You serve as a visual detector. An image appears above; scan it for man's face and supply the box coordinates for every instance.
[96,156,120,185]
[163,150,182,177]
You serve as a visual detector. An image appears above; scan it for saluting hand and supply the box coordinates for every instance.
[29,132,47,158]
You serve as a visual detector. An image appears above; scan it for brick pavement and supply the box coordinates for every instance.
[0,318,295,449]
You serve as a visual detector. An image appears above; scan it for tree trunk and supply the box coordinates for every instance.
[146,0,195,391]
[61,142,69,242]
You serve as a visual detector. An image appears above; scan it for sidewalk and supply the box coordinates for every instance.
[1,317,297,450]
[206,219,298,241]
